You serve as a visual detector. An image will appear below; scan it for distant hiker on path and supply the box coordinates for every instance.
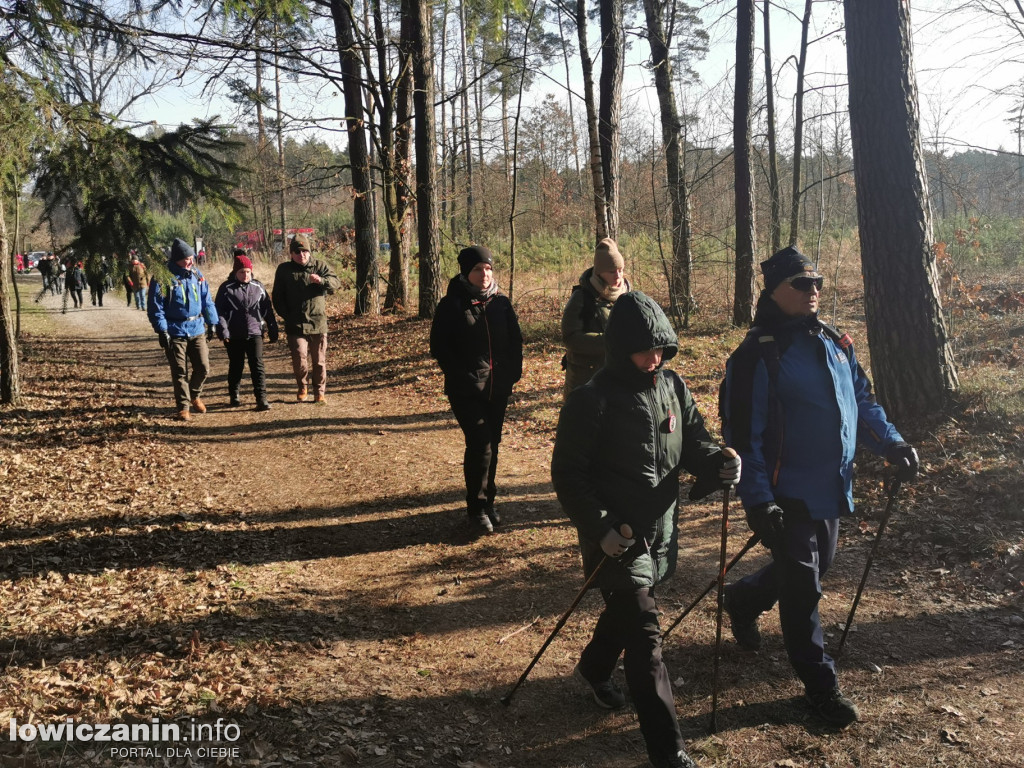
[65,261,87,310]
[551,291,740,768]
[216,249,278,411]
[561,237,631,398]
[147,238,219,422]
[129,254,149,310]
[720,246,920,728]
[430,245,523,535]
[272,234,339,404]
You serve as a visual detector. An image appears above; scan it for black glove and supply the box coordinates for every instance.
[885,441,919,482]
[746,502,785,551]
[215,326,225,343]
[268,328,279,344]
[206,324,214,342]
[158,332,168,350]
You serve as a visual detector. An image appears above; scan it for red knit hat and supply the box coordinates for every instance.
[233,254,253,272]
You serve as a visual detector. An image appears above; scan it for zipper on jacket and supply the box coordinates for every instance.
[484,303,494,399]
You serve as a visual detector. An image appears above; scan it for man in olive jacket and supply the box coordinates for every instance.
[272,234,340,403]
[551,291,740,768]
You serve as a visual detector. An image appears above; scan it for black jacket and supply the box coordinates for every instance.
[429,276,523,400]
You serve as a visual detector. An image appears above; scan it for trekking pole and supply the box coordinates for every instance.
[836,476,903,657]
[500,524,632,706]
[661,531,759,641]
[709,481,732,733]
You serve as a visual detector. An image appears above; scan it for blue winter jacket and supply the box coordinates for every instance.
[215,277,278,341]
[723,301,902,521]
[148,260,218,338]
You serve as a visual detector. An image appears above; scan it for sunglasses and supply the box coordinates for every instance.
[785,274,824,292]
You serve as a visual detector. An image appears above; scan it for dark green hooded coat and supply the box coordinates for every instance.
[551,291,724,590]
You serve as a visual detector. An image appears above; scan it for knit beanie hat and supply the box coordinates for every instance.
[232,246,247,257]
[760,246,815,294]
[290,234,311,253]
[457,245,494,277]
[233,254,253,272]
[594,238,625,274]
[171,238,195,263]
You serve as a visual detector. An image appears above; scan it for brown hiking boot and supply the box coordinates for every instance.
[314,394,326,404]
[177,408,190,421]
[297,385,308,402]
[191,397,207,414]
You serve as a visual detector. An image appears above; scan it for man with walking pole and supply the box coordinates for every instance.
[551,292,740,768]
[719,246,919,728]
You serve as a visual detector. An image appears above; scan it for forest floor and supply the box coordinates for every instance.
[1,268,1023,768]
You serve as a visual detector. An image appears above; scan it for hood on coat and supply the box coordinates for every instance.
[603,291,678,373]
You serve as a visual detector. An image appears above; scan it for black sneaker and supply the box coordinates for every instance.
[486,505,501,527]
[229,397,242,408]
[650,749,698,768]
[723,586,762,651]
[572,664,625,710]
[255,401,271,412]
[806,687,860,727]
[473,510,493,534]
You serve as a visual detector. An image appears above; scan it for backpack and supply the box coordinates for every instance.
[719,321,854,487]
[560,284,600,370]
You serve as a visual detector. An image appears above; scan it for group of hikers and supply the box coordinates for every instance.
[145,234,338,421]
[61,230,919,767]
[429,238,919,768]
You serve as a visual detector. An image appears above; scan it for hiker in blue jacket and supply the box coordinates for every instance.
[721,246,919,727]
[148,238,219,421]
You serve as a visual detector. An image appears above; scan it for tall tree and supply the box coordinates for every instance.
[788,0,813,246]
[733,0,756,326]
[762,0,782,254]
[575,0,609,240]
[330,0,379,316]
[409,0,442,317]
[844,0,959,421]
[642,0,698,325]
[598,0,624,241]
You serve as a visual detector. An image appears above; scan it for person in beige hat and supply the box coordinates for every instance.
[272,234,340,403]
[560,237,631,397]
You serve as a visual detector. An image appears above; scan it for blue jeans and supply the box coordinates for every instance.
[133,288,146,309]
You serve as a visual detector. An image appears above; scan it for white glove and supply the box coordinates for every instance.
[719,452,741,487]
[600,526,636,558]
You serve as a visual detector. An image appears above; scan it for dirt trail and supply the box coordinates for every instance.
[6,273,1023,768]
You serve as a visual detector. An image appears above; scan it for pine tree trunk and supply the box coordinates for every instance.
[844,0,958,422]
[576,0,607,241]
[733,0,756,326]
[763,0,782,254]
[0,196,22,406]
[331,0,379,316]
[788,0,812,247]
[411,0,442,317]
[598,0,623,241]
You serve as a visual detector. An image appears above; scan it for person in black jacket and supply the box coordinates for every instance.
[430,246,523,534]
[215,250,279,411]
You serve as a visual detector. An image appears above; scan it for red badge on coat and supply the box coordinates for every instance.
[668,411,677,433]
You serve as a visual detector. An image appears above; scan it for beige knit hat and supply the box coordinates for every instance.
[594,238,625,274]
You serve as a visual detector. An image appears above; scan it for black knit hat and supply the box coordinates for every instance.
[171,238,195,263]
[760,246,815,294]
[457,245,494,277]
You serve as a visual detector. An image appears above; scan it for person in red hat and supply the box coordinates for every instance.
[215,248,278,411]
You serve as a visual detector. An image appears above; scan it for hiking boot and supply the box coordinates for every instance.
[472,510,494,534]
[191,397,207,414]
[486,504,501,527]
[724,585,762,651]
[650,750,698,768]
[255,401,271,412]
[806,687,860,727]
[297,385,308,402]
[229,395,242,407]
[314,394,326,404]
[177,408,190,422]
[572,664,625,710]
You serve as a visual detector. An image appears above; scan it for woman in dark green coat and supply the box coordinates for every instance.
[551,291,740,768]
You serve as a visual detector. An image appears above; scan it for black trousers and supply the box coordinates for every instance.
[447,394,508,515]
[579,587,683,763]
[727,517,840,693]
[225,336,267,404]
